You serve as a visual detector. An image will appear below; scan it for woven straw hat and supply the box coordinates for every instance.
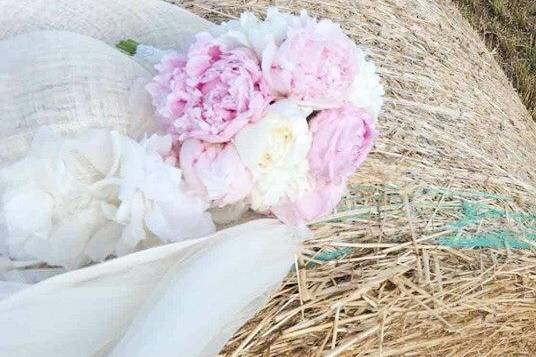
[0,0,212,48]
[0,30,161,164]
[0,0,215,165]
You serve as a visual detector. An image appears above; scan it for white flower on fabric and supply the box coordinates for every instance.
[348,48,385,119]
[108,133,215,256]
[0,127,214,269]
[234,100,312,211]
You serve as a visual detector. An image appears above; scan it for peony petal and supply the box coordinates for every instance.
[3,187,54,245]
[271,182,345,226]
[0,127,216,269]
[308,105,376,184]
[85,222,123,262]
[348,48,385,119]
[234,100,311,211]
[146,32,272,143]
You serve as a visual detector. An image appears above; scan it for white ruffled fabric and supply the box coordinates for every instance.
[0,127,214,269]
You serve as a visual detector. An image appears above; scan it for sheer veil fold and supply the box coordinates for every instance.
[0,220,305,356]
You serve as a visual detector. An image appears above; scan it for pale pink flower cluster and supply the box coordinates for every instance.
[146,8,384,226]
[146,32,272,143]
[262,16,358,109]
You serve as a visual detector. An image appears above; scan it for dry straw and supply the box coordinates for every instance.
[175,0,536,355]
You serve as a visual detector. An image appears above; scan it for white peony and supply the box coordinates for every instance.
[234,100,312,211]
[0,127,214,269]
[213,7,304,58]
[348,48,385,119]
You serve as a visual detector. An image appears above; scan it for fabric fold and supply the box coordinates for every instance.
[0,219,306,357]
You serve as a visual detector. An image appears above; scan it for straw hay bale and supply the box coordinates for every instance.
[176,0,536,355]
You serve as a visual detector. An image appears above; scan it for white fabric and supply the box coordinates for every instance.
[0,0,213,50]
[0,30,159,164]
[133,45,176,72]
[0,219,305,357]
[0,281,26,300]
[1,268,63,285]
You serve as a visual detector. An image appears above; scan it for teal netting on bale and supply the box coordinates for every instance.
[308,184,536,267]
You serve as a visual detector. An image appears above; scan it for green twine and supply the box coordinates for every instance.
[435,200,536,249]
[305,247,354,268]
[295,186,536,269]
[327,187,536,265]
[422,187,510,201]
[449,201,536,229]
[436,231,536,250]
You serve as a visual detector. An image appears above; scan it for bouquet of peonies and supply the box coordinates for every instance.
[0,5,383,356]
[1,8,382,270]
[140,8,383,225]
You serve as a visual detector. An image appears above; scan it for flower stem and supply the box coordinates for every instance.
[116,39,139,56]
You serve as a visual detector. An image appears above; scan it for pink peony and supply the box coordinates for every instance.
[262,16,358,109]
[271,182,345,226]
[308,105,377,185]
[179,139,253,208]
[146,33,273,143]
[270,105,376,226]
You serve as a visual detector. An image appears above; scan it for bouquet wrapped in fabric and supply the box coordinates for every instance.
[0,3,383,356]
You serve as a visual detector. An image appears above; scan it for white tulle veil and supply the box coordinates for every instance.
[0,1,307,356]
